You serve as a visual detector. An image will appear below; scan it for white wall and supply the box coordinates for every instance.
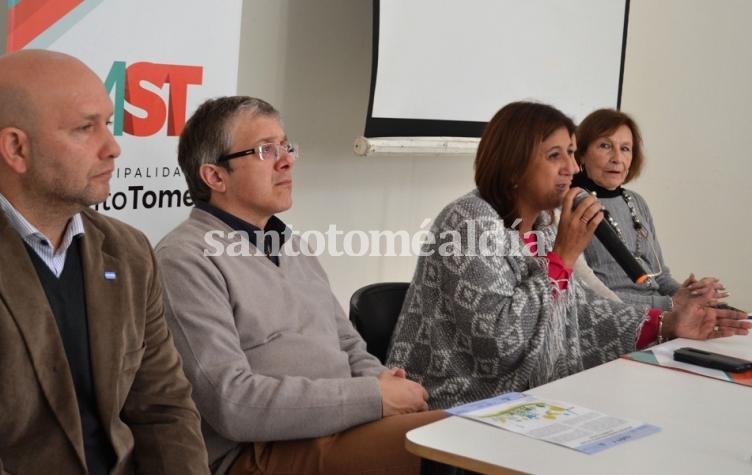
[620,0,752,309]
[239,0,752,310]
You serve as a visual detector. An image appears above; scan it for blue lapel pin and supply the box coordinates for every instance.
[104,271,117,280]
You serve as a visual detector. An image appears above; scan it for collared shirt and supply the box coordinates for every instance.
[0,193,85,277]
[195,200,288,266]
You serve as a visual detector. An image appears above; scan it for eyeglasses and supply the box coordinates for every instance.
[217,142,299,163]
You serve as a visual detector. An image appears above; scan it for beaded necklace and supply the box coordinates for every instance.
[603,191,649,247]
[602,190,660,283]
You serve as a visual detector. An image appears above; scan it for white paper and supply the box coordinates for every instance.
[448,392,659,454]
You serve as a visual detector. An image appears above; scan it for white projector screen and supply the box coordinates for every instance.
[365,0,629,137]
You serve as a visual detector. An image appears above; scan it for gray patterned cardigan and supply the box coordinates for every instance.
[386,190,649,409]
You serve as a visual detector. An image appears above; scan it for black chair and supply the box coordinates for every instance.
[349,282,410,363]
[350,283,473,475]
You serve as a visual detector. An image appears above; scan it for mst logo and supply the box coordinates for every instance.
[105,61,203,137]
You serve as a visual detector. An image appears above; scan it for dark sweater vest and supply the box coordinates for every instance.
[25,238,116,475]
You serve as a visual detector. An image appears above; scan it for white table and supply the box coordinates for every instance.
[406,334,752,474]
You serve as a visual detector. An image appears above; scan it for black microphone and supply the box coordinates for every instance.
[573,190,648,285]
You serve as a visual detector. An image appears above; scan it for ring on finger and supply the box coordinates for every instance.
[579,216,589,224]
[713,325,720,332]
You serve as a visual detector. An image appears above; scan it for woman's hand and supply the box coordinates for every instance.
[672,274,729,305]
[553,187,603,267]
[662,289,750,340]
[673,273,729,308]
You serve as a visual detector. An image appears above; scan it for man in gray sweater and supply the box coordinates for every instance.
[155,96,444,475]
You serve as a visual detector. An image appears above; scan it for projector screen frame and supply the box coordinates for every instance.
[364,0,631,139]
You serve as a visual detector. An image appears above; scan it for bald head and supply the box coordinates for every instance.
[0,50,119,220]
[0,50,103,133]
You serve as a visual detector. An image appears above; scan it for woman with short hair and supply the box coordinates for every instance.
[574,108,725,310]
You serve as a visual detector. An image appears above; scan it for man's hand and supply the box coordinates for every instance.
[378,367,429,416]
